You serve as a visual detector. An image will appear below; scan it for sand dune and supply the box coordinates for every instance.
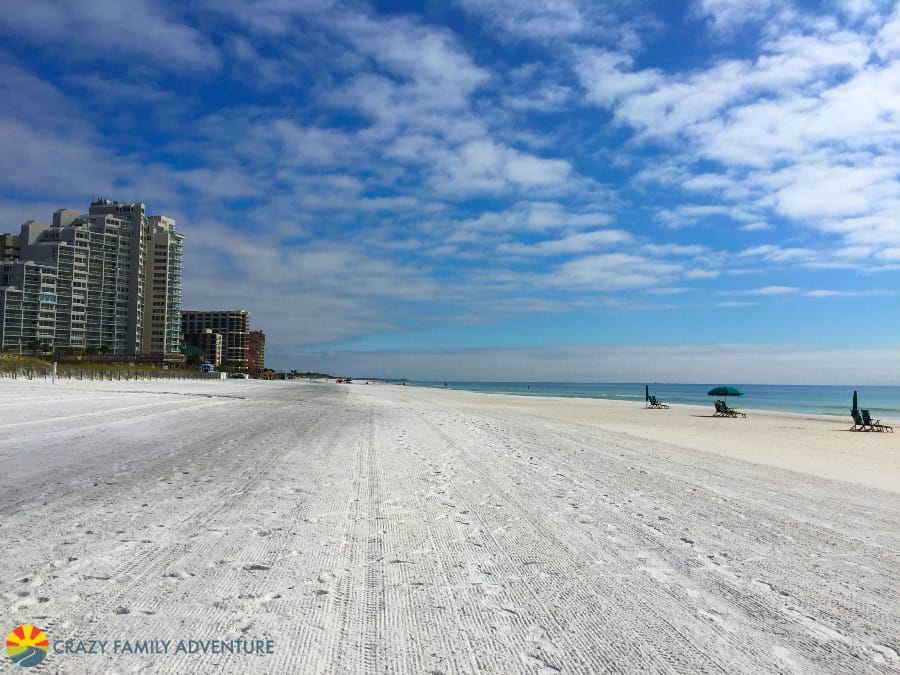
[1,379,897,673]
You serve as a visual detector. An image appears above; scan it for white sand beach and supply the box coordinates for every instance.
[1,379,898,673]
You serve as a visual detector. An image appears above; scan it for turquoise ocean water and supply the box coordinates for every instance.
[410,382,900,422]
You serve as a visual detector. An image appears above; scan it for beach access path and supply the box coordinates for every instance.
[1,379,898,673]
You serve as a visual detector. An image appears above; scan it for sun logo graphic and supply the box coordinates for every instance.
[6,625,49,667]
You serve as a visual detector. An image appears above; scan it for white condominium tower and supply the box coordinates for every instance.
[0,199,184,357]
[145,215,183,355]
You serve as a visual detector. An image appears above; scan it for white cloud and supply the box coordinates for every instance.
[455,0,588,40]
[681,173,741,192]
[451,203,613,238]
[579,30,872,145]
[0,118,122,199]
[806,289,855,297]
[269,121,366,168]
[498,229,633,256]
[0,0,219,69]
[736,285,798,296]
[184,222,440,346]
[200,0,339,35]
[739,222,773,232]
[876,245,900,261]
[504,151,573,187]
[336,12,489,98]
[427,140,573,196]
[646,287,691,295]
[695,63,900,170]
[739,245,818,263]
[574,8,900,268]
[692,0,778,34]
[574,50,663,108]
[453,0,652,49]
[837,0,879,21]
[548,253,681,290]
[655,204,757,229]
[772,163,899,219]
[640,243,708,256]
[503,80,575,112]
[874,3,900,58]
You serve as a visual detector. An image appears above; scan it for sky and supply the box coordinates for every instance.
[0,0,898,383]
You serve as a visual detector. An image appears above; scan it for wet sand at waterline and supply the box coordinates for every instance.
[1,379,897,673]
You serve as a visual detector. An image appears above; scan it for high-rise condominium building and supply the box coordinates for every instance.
[0,233,20,260]
[0,200,184,356]
[0,260,58,351]
[181,310,249,370]
[144,216,183,355]
[187,328,223,367]
[248,330,265,372]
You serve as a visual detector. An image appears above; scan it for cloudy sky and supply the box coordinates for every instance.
[1,0,898,382]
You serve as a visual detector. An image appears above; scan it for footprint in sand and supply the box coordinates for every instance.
[699,609,736,634]
[316,569,348,588]
[871,643,899,664]
[639,565,673,584]
[519,651,561,674]
[47,557,78,569]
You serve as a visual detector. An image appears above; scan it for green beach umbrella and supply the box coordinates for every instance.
[645,384,649,407]
[852,390,858,414]
[708,385,744,400]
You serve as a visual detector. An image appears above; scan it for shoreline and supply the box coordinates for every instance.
[400,384,900,494]
[409,381,900,423]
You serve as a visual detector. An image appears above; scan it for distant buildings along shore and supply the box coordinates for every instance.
[181,310,266,372]
[0,198,265,372]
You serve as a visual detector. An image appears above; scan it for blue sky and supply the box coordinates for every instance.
[1,0,898,382]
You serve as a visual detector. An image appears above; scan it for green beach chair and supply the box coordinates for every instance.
[850,409,867,431]
[649,395,669,409]
[862,410,893,433]
[722,401,746,418]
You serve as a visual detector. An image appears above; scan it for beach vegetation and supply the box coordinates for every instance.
[1,351,335,382]
[0,351,195,380]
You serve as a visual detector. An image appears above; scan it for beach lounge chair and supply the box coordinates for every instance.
[850,409,868,431]
[649,395,669,409]
[725,403,746,418]
[717,400,746,418]
[862,410,893,433]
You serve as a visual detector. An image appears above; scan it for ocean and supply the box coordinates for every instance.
[409,382,900,421]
